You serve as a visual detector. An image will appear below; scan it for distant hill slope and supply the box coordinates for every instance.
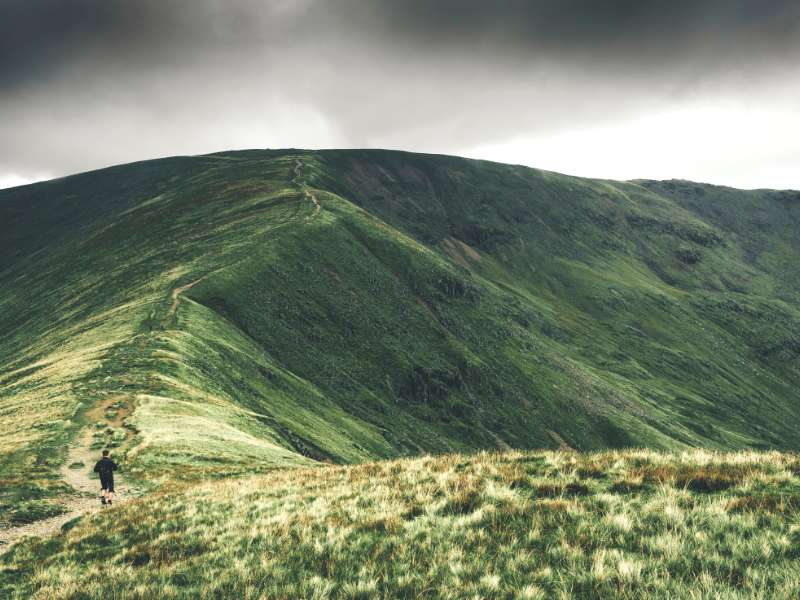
[2,149,800,504]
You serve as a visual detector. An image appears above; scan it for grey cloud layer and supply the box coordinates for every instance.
[2,1,799,178]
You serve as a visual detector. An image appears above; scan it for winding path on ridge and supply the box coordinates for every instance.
[1,161,319,552]
[0,398,139,551]
[292,158,321,217]
[162,276,207,328]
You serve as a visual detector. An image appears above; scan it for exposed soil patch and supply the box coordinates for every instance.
[440,236,482,270]
[0,498,98,549]
[166,277,205,322]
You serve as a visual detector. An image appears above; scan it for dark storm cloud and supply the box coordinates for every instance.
[1,1,799,183]
[4,0,798,87]
[0,1,275,90]
[350,1,800,62]
[1,1,158,88]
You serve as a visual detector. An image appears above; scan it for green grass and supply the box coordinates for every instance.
[2,148,800,513]
[3,449,800,598]
[1,500,66,528]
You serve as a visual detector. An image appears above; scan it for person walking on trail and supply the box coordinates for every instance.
[94,450,118,506]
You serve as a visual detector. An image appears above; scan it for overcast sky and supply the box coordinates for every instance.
[2,0,799,190]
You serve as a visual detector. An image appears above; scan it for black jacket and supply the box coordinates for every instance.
[94,457,118,478]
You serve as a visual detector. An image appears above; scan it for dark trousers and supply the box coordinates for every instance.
[100,475,114,492]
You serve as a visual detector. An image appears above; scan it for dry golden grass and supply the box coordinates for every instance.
[3,448,800,598]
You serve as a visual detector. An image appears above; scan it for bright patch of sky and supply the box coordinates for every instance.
[465,101,800,190]
[0,173,51,190]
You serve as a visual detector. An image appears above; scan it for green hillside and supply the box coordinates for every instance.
[2,149,800,516]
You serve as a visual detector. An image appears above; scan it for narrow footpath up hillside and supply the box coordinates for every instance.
[167,277,205,319]
[293,157,321,217]
[2,157,323,552]
[0,398,140,550]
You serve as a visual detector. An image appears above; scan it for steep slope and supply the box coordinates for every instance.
[1,149,800,518]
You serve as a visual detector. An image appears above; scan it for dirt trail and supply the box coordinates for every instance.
[292,158,321,217]
[2,160,319,551]
[167,277,205,319]
[0,497,98,550]
[0,397,140,551]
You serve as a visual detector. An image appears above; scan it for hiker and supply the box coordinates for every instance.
[94,450,118,506]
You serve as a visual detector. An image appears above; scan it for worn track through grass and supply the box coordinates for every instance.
[0,397,139,550]
[165,277,206,321]
[0,497,96,551]
[293,157,321,217]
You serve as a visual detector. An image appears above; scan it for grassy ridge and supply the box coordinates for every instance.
[3,449,800,598]
[0,152,323,511]
[2,149,800,514]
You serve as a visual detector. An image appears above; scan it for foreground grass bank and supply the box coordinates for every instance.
[3,449,800,598]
